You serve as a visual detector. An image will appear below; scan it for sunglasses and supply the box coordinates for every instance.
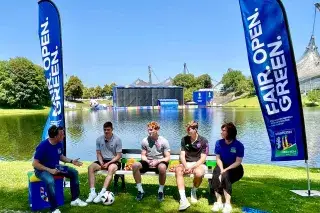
[188,126,197,130]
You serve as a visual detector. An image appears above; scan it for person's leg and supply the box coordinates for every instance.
[211,166,223,200]
[35,171,57,211]
[222,165,244,204]
[64,167,79,201]
[175,164,190,210]
[102,163,118,189]
[63,167,88,207]
[132,160,148,201]
[190,164,206,203]
[132,161,143,190]
[94,163,119,203]
[211,166,224,212]
[221,165,243,213]
[88,162,102,191]
[157,162,167,186]
[86,162,101,202]
[157,162,167,201]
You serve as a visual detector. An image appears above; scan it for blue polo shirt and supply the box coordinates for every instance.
[34,139,63,170]
[214,139,244,166]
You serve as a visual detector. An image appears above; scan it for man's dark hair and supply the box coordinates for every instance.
[48,125,64,138]
[221,122,237,140]
[103,121,113,129]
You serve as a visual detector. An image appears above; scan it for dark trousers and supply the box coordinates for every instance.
[210,164,243,196]
[35,167,80,211]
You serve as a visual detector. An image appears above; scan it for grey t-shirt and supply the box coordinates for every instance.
[96,134,122,160]
[141,136,170,160]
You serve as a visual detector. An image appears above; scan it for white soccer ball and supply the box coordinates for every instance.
[101,191,115,205]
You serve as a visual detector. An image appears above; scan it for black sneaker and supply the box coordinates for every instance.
[157,192,164,202]
[136,191,144,201]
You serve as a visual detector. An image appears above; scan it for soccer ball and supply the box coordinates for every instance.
[101,191,115,205]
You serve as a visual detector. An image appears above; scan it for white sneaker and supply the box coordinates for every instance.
[212,202,223,212]
[70,198,88,207]
[52,209,61,213]
[179,199,191,211]
[222,203,232,213]
[190,190,198,204]
[86,192,97,203]
[93,192,104,203]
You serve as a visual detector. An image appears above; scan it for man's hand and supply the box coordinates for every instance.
[102,162,109,169]
[48,168,59,175]
[72,158,83,167]
[149,160,159,168]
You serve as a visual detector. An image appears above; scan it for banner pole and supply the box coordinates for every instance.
[305,160,311,196]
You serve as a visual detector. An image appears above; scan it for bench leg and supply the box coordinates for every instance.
[113,174,126,195]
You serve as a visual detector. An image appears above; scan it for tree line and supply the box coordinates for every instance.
[65,75,116,100]
[0,57,116,108]
[2,57,318,108]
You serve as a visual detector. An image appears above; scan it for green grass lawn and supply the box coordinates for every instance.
[224,96,260,107]
[0,162,319,213]
[224,95,316,108]
[0,107,50,116]
[0,100,113,115]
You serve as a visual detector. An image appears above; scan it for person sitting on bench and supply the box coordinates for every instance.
[132,121,171,202]
[86,121,122,203]
[175,120,209,211]
[32,125,87,213]
[210,122,244,213]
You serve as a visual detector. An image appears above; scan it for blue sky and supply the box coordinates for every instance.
[0,0,319,87]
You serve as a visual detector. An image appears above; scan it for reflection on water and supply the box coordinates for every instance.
[0,108,319,168]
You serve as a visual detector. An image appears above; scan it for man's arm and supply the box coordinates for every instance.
[159,151,170,163]
[191,153,207,169]
[141,149,148,162]
[97,150,104,165]
[60,155,72,164]
[180,151,187,168]
[105,152,121,164]
[32,159,58,175]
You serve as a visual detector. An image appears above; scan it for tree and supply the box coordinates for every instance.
[87,87,95,98]
[221,70,246,92]
[103,83,117,97]
[307,90,320,103]
[196,74,212,89]
[65,75,84,99]
[0,57,50,108]
[94,86,103,98]
[184,88,194,102]
[82,87,90,99]
[173,74,196,88]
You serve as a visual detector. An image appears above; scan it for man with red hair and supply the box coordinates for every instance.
[132,121,171,202]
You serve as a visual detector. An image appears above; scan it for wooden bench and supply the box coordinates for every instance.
[96,149,216,192]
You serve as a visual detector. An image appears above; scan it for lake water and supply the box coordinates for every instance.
[0,108,319,168]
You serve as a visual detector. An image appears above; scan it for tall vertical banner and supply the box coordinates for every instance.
[38,0,66,154]
[239,0,308,161]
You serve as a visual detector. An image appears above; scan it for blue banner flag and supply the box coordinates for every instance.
[239,0,308,161]
[38,0,66,154]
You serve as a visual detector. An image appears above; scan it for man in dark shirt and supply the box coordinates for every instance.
[175,121,209,211]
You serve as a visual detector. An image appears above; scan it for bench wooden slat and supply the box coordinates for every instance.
[96,170,213,179]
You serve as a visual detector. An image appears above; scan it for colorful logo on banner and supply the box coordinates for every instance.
[239,0,307,161]
[38,0,65,142]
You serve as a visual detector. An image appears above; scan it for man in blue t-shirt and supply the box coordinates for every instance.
[33,125,87,213]
[211,122,244,213]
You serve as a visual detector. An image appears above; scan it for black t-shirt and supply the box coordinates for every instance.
[181,135,209,162]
